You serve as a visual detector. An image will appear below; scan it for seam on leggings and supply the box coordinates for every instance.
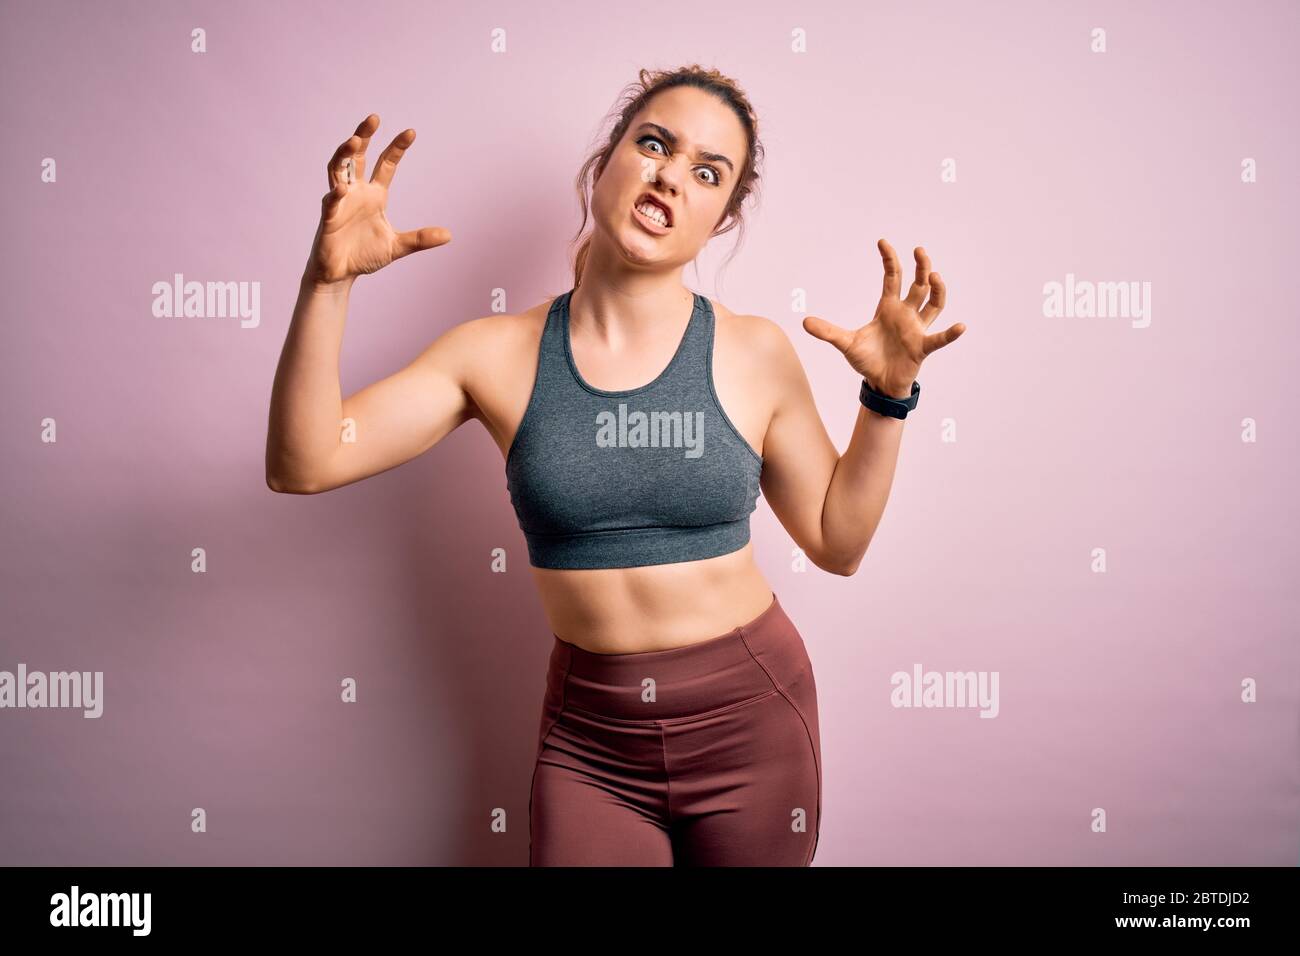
[659,725,673,827]
[738,633,822,867]
[528,651,573,866]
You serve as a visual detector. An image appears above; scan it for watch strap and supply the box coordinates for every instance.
[859,378,920,419]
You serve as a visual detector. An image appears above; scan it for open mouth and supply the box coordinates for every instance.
[633,193,673,228]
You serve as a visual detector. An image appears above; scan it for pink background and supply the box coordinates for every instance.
[2,0,1297,865]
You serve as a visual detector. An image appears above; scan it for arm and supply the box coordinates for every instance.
[265,112,457,494]
[763,239,964,575]
[758,330,907,575]
[265,271,478,494]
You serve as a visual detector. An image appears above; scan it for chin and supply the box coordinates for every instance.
[600,218,662,264]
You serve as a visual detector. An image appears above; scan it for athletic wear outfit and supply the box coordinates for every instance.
[505,288,762,570]
[506,289,822,866]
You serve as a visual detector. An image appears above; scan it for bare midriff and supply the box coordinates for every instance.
[529,544,775,653]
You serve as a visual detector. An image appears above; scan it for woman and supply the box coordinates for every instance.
[265,65,964,866]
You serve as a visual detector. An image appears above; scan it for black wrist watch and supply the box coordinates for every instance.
[859,377,920,419]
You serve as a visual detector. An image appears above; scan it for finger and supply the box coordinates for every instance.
[350,113,379,182]
[801,314,854,351]
[326,114,379,190]
[921,321,966,356]
[321,180,347,221]
[326,139,357,191]
[392,226,453,260]
[904,247,931,311]
[878,238,901,299]
[919,270,946,326]
[371,128,416,188]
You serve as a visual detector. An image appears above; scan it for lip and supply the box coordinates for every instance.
[632,193,674,230]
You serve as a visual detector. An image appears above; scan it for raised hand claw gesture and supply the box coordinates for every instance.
[803,239,965,398]
[304,114,452,285]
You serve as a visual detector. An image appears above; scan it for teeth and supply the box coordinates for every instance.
[636,201,669,226]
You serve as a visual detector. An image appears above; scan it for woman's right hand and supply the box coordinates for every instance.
[303,114,451,286]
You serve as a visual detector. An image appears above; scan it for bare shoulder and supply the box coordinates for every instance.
[440,293,559,451]
[427,294,555,384]
[707,296,803,377]
[437,296,551,357]
[704,297,807,457]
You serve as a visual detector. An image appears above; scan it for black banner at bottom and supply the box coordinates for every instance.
[0,865,1291,942]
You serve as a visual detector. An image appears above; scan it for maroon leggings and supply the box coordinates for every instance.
[529,592,821,866]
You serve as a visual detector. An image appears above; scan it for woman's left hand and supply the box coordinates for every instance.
[803,239,965,398]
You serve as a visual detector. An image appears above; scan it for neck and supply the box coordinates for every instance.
[571,239,694,344]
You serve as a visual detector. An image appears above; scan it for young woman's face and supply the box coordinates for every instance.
[591,85,747,270]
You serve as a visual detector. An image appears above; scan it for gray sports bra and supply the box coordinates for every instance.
[504,289,764,570]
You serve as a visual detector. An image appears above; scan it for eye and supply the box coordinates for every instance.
[637,135,724,187]
[636,134,667,155]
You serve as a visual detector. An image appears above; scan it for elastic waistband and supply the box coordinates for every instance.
[545,592,806,722]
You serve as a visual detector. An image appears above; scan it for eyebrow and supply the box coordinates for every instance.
[635,122,735,175]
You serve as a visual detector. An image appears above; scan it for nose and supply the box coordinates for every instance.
[652,155,685,194]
